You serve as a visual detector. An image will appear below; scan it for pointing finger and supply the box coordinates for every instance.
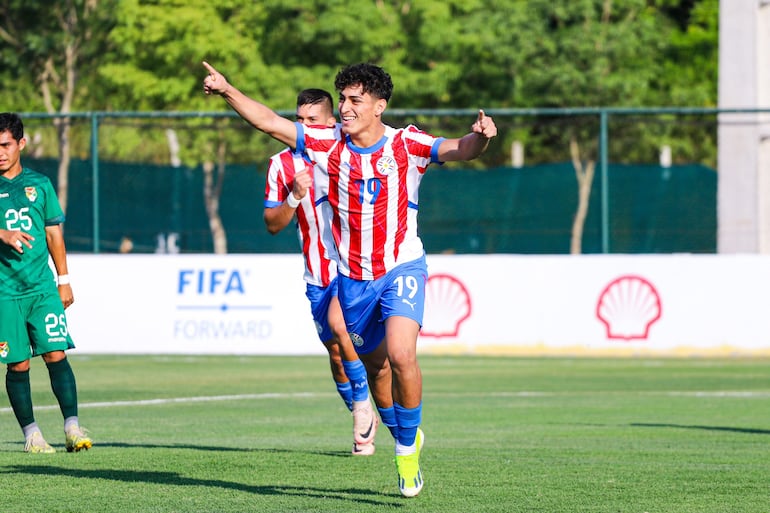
[202,61,216,75]
[478,109,485,123]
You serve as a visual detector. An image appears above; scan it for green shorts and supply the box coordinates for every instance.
[0,291,75,364]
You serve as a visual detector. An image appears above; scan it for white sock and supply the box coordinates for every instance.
[395,441,417,456]
[22,422,41,439]
[64,416,79,432]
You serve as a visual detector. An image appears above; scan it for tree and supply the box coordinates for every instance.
[0,0,116,213]
[570,137,595,254]
[1,0,718,254]
[98,0,269,252]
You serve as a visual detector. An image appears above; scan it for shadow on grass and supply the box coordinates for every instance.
[0,441,355,458]
[87,442,358,458]
[0,464,403,508]
[630,423,770,435]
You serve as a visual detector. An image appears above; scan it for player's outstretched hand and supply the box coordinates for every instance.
[202,61,230,96]
[472,110,497,139]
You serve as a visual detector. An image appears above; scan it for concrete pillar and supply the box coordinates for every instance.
[718,0,770,253]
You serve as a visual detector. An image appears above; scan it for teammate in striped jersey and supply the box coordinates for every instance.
[263,89,378,455]
[0,113,91,454]
[203,61,497,497]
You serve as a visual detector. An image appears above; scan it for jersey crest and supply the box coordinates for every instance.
[376,156,397,176]
[25,187,37,202]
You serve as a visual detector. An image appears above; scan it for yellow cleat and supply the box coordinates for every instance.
[24,431,56,454]
[65,426,92,453]
[396,428,424,498]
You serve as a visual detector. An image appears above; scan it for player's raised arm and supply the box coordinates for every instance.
[437,109,498,162]
[202,61,298,148]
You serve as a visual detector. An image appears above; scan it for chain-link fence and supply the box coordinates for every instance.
[17,108,731,254]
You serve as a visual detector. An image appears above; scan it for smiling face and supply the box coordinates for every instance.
[0,130,25,178]
[337,84,387,147]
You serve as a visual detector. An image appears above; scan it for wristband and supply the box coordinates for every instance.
[286,193,302,209]
[57,274,70,285]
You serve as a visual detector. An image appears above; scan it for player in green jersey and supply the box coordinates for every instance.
[0,112,92,453]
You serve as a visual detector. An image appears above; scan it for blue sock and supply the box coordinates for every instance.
[377,406,399,440]
[394,401,421,446]
[335,381,353,411]
[342,359,369,402]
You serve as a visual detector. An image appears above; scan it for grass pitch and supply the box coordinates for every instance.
[0,355,767,512]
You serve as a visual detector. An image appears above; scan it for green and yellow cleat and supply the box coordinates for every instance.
[65,426,92,453]
[24,431,56,454]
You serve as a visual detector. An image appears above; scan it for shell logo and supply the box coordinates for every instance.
[421,274,472,338]
[596,275,662,340]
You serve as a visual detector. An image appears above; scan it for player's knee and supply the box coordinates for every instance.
[7,360,30,373]
[41,350,66,364]
[388,345,418,371]
[329,320,348,342]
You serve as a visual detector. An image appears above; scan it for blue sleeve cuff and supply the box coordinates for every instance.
[294,122,306,154]
[430,137,445,164]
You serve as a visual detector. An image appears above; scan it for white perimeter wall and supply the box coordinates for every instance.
[61,253,770,357]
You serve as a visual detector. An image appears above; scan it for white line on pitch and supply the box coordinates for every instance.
[0,392,331,413]
[3,389,769,414]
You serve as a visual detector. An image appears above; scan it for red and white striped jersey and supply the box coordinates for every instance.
[264,148,338,287]
[297,123,444,281]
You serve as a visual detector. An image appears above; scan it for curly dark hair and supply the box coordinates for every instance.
[334,63,393,101]
[0,113,24,142]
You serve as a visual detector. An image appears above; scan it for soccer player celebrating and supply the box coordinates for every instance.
[203,62,496,497]
[263,88,378,455]
[0,112,92,453]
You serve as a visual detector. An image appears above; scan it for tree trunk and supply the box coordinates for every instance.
[570,137,595,255]
[40,42,76,215]
[54,118,72,214]
[203,140,228,254]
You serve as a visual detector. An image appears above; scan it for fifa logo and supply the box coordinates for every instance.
[177,269,246,295]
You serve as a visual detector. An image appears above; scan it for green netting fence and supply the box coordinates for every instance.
[26,158,715,255]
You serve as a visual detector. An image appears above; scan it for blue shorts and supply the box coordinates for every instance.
[305,278,339,343]
[338,255,427,355]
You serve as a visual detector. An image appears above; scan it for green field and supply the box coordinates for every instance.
[1,355,767,512]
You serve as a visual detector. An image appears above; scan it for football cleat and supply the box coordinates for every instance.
[352,401,378,445]
[65,426,92,453]
[396,428,424,498]
[352,441,376,456]
[24,431,56,454]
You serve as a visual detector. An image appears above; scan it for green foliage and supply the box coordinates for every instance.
[660,0,719,106]
[1,0,719,165]
[0,0,119,112]
[101,0,257,111]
